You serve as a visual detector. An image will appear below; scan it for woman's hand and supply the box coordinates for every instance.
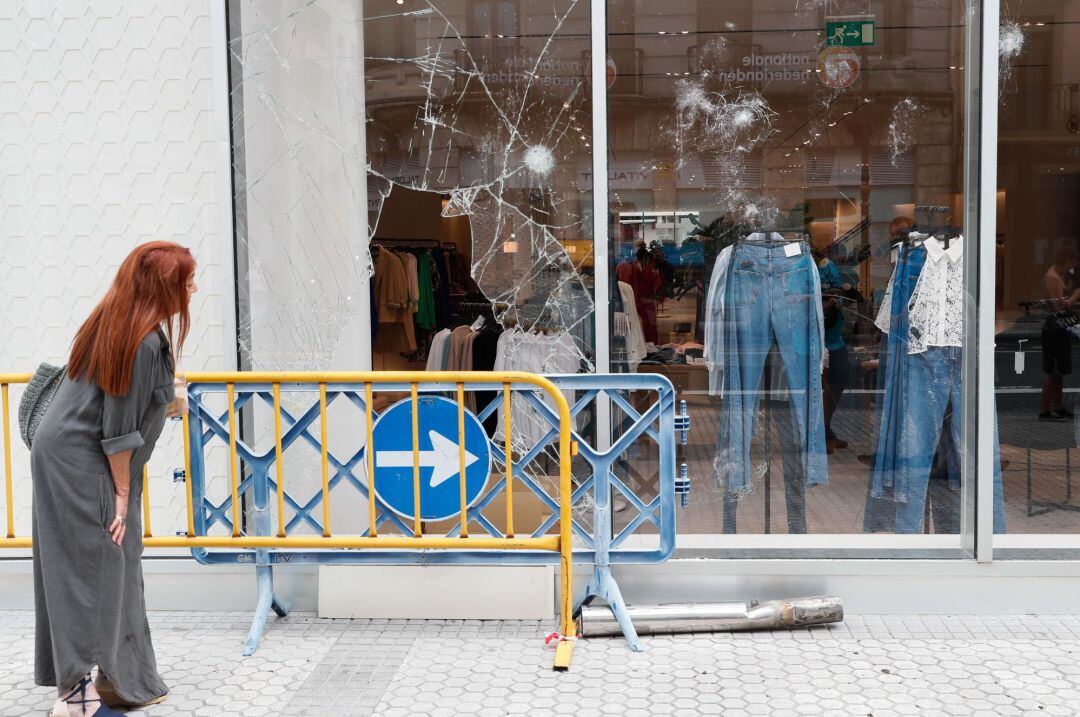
[166,377,187,419]
[109,492,128,546]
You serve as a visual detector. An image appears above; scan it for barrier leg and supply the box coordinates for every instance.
[578,565,643,652]
[272,592,290,618]
[243,559,285,656]
[553,552,576,671]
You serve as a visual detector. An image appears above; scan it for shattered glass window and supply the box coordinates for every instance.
[226,1,596,536]
[363,0,595,376]
[608,0,981,543]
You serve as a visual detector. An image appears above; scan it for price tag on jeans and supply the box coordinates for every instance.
[783,243,801,257]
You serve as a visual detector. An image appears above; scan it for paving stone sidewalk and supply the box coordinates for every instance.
[3,611,1080,716]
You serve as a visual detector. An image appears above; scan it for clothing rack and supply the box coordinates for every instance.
[1018,299,1060,315]
[453,298,498,324]
[740,228,808,246]
[911,207,961,250]
[372,238,441,249]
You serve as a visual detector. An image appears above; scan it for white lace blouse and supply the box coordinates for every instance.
[907,237,964,354]
[874,236,964,353]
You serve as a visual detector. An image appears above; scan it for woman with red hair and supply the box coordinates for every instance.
[32,242,196,717]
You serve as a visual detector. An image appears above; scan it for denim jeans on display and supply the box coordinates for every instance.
[722,397,809,534]
[869,245,927,502]
[894,346,1007,534]
[717,242,827,498]
[864,408,963,533]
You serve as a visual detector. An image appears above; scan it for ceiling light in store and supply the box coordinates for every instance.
[397,0,403,4]
[503,233,518,254]
[658,31,667,34]
[1036,22,1045,26]
[828,122,836,127]
[681,30,690,34]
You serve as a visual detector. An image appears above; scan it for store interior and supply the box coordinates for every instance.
[353,0,1080,539]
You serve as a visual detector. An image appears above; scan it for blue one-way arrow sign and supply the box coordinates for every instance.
[370,395,491,522]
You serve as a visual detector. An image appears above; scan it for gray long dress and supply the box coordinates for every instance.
[32,329,174,702]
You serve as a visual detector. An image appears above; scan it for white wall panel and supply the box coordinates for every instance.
[0,0,229,541]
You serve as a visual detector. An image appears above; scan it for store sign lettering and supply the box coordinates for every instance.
[579,168,653,188]
[716,51,815,83]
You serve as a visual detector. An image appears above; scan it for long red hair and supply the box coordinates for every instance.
[69,242,195,396]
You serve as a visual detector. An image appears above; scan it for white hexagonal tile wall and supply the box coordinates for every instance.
[0,1,229,540]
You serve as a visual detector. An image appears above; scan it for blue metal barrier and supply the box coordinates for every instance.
[183,373,687,653]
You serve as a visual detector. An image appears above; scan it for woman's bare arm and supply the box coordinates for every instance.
[106,450,132,545]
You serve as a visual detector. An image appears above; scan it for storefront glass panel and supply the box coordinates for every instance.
[606,0,985,545]
[995,0,1080,548]
[228,1,597,535]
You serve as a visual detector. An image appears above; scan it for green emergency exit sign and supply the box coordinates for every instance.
[826,18,875,47]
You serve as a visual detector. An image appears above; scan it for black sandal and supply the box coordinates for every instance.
[59,674,125,717]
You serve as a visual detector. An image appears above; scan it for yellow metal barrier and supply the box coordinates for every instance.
[0,370,577,670]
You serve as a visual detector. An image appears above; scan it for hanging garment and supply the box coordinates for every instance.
[893,345,1006,533]
[906,237,964,354]
[711,237,828,496]
[426,328,452,371]
[432,249,453,330]
[446,325,473,371]
[874,236,963,353]
[705,236,825,397]
[373,249,416,354]
[869,242,927,502]
[867,239,1006,534]
[416,253,436,331]
[610,267,630,372]
[617,281,647,371]
[722,396,809,534]
[493,330,579,450]
[704,245,735,395]
[402,252,420,316]
[616,260,664,344]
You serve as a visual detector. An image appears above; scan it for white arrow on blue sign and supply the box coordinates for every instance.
[370,395,492,522]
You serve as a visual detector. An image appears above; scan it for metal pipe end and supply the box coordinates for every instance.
[775,595,844,627]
